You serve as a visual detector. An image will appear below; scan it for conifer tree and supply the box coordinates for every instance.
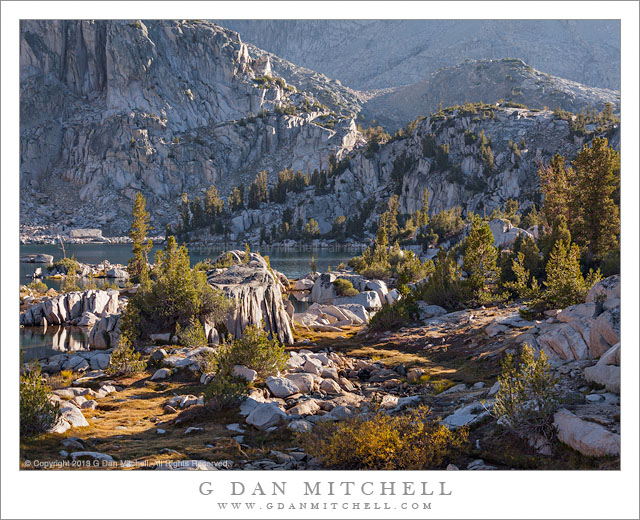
[538,154,570,226]
[569,137,620,263]
[179,192,191,231]
[204,185,225,221]
[543,240,601,309]
[463,215,500,296]
[128,192,153,284]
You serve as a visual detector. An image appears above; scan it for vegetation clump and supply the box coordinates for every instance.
[106,338,146,376]
[491,344,559,441]
[204,324,286,408]
[298,406,468,469]
[120,236,233,344]
[333,278,358,297]
[20,361,61,438]
[175,316,208,349]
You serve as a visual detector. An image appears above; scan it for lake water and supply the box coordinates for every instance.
[19,242,359,361]
[20,242,360,288]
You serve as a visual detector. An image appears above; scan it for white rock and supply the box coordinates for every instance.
[292,278,315,291]
[417,302,448,319]
[285,373,318,394]
[70,451,113,462]
[597,343,620,367]
[303,358,323,376]
[585,275,620,303]
[319,378,343,395]
[311,273,336,303]
[287,399,320,416]
[246,402,286,430]
[266,376,299,398]
[233,365,257,382]
[440,383,468,395]
[334,290,382,311]
[589,307,620,358]
[150,368,172,381]
[442,401,490,428]
[553,409,620,457]
[583,364,620,394]
[288,419,313,433]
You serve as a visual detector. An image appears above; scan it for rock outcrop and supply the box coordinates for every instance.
[361,59,620,131]
[20,20,361,235]
[217,20,620,91]
[207,252,294,344]
[20,289,119,326]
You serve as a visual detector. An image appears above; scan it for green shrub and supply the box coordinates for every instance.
[417,248,468,310]
[48,256,79,274]
[297,406,468,469]
[211,251,235,269]
[204,373,249,410]
[490,344,559,440]
[176,316,208,348]
[20,361,61,438]
[369,298,415,331]
[216,323,287,379]
[430,206,464,240]
[462,215,500,299]
[542,240,602,309]
[333,278,358,297]
[26,281,48,293]
[119,236,233,344]
[105,338,146,376]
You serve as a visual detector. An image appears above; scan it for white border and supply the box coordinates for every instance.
[2,2,638,519]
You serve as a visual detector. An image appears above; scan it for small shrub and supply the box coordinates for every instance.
[298,406,468,469]
[211,251,235,269]
[216,324,287,379]
[48,256,79,274]
[542,240,602,309]
[360,262,391,280]
[26,281,48,293]
[333,278,358,297]
[204,373,249,410]
[106,338,146,376]
[490,344,559,440]
[417,248,468,310]
[20,361,61,437]
[369,300,413,331]
[176,317,208,348]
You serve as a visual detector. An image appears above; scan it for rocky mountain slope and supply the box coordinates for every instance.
[216,20,621,90]
[20,20,362,234]
[362,59,620,132]
[205,104,619,243]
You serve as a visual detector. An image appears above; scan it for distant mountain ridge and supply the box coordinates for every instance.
[215,20,621,90]
[361,59,620,132]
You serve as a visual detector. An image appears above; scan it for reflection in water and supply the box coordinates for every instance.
[20,326,90,362]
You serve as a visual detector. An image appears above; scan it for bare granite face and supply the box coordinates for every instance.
[216,20,621,91]
[207,252,294,344]
[20,20,362,235]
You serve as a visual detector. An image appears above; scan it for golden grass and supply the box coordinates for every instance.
[20,373,295,470]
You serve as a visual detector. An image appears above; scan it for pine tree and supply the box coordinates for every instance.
[463,215,500,297]
[204,185,225,221]
[304,218,320,238]
[228,185,245,212]
[569,137,620,263]
[248,170,268,209]
[543,240,601,309]
[379,195,400,240]
[538,154,570,226]
[179,192,191,231]
[128,192,153,284]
